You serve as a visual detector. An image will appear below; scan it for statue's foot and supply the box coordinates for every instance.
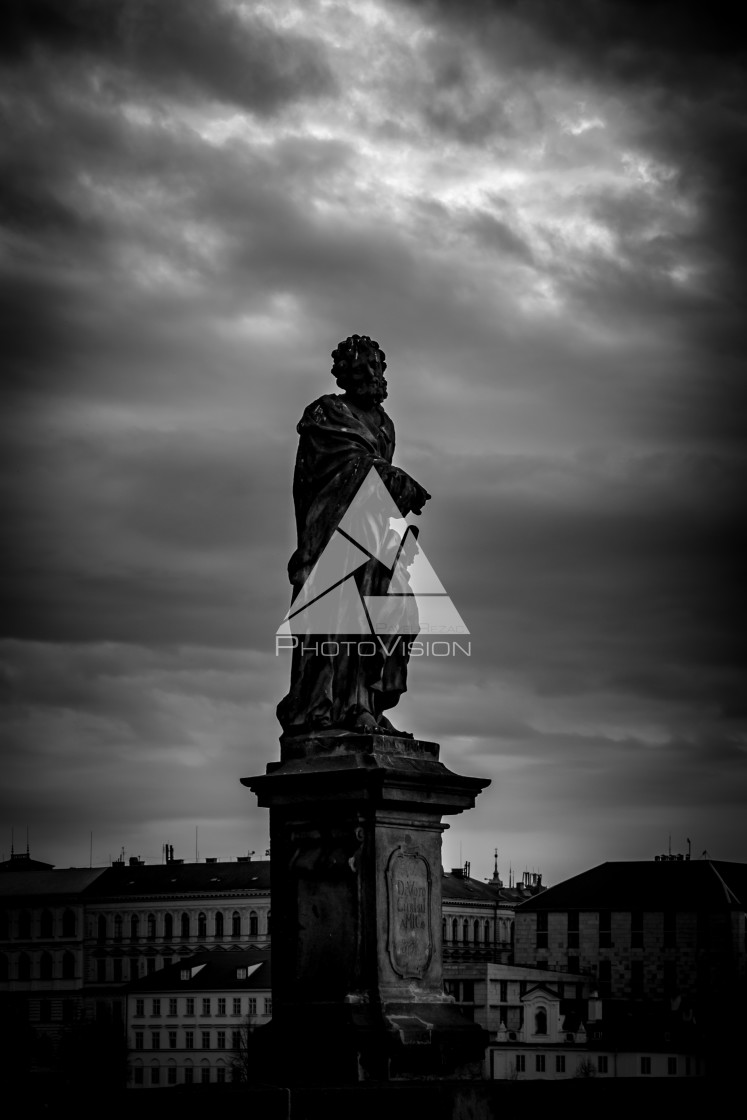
[350,710,380,733]
[376,714,414,738]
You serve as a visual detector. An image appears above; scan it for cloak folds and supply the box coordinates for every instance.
[277,394,426,736]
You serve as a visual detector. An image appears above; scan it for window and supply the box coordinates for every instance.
[97,915,107,943]
[249,911,258,937]
[535,1055,545,1072]
[232,1030,241,1049]
[181,913,190,940]
[555,1055,565,1073]
[40,910,54,938]
[201,1067,210,1084]
[215,912,224,940]
[151,1066,160,1085]
[202,998,211,1016]
[462,919,469,942]
[197,912,207,939]
[216,1066,226,1084]
[169,998,178,1016]
[484,920,491,943]
[631,910,643,948]
[265,998,272,1015]
[96,958,106,983]
[135,1032,144,1051]
[499,981,508,1003]
[40,951,54,980]
[163,913,173,941]
[515,1055,526,1072]
[599,910,611,949]
[534,1008,547,1034]
[130,958,139,981]
[663,960,677,995]
[442,916,447,941]
[185,1032,194,1050]
[146,958,156,975]
[112,913,122,942]
[663,911,676,949]
[56,907,74,938]
[598,1056,609,1074]
[451,918,458,941]
[135,998,145,1017]
[567,910,579,949]
[40,998,52,1020]
[62,999,75,1023]
[151,1032,160,1050]
[112,957,122,982]
[631,960,644,997]
[667,1056,677,1076]
[568,956,580,974]
[247,998,257,1016]
[473,920,480,944]
[184,1066,194,1084]
[167,1066,177,1085]
[133,1067,144,1085]
[217,1031,226,1049]
[201,1031,210,1049]
[217,998,226,1016]
[169,1031,177,1050]
[232,911,241,938]
[233,998,241,1016]
[19,911,32,939]
[598,959,611,998]
[641,1056,651,1076]
[536,912,548,949]
[152,998,161,1017]
[130,915,139,942]
[186,998,195,1016]
[536,959,548,970]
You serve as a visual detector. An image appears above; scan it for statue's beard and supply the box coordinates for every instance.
[352,374,388,406]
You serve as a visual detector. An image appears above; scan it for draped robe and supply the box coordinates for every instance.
[277,393,422,735]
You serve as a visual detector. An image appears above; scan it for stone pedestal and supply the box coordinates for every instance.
[242,732,490,1085]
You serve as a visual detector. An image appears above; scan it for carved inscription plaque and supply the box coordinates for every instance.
[386,846,433,979]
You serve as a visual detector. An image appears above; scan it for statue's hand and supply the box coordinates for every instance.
[397,472,431,516]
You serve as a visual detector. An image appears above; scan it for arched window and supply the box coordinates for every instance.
[249,911,258,937]
[97,915,107,942]
[535,1008,547,1035]
[442,917,447,941]
[163,913,173,941]
[40,910,54,939]
[181,913,190,940]
[214,912,224,940]
[484,920,491,943]
[462,919,469,942]
[147,914,156,941]
[266,912,271,936]
[62,909,76,938]
[197,913,207,939]
[130,915,139,942]
[62,950,76,980]
[451,918,458,941]
[18,952,31,980]
[0,953,8,981]
[231,911,241,938]
[19,911,32,939]
[473,920,480,944]
[114,914,123,942]
[40,951,54,980]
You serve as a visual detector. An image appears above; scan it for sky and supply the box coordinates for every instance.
[1,0,745,884]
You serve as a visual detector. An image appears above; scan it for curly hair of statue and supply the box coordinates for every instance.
[330,334,387,386]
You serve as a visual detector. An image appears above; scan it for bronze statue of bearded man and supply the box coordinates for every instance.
[277,335,430,737]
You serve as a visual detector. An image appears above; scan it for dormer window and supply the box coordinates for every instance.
[181,969,190,981]
[237,967,247,980]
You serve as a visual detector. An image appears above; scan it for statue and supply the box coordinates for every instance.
[277,335,431,737]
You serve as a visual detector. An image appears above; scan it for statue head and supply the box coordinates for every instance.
[331,334,388,406]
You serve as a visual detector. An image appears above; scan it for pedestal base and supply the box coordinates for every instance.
[243,733,490,1085]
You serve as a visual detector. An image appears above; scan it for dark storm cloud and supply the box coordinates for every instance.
[1,0,334,114]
